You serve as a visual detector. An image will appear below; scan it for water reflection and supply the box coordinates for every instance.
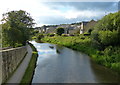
[30,41,119,83]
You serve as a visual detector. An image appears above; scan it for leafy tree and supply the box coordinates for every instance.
[56,27,64,36]
[91,11,120,49]
[1,10,35,47]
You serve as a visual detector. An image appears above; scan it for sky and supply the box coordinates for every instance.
[0,0,119,27]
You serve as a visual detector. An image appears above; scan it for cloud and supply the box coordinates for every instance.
[35,2,118,26]
[0,0,119,26]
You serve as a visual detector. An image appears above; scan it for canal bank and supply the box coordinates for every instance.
[31,41,120,83]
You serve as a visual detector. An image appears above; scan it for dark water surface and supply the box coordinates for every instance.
[30,41,119,83]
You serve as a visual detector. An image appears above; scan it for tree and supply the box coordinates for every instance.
[91,11,120,49]
[56,27,64,36]
[2,10,35,47]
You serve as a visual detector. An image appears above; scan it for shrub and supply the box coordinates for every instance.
[98,30,119,46]
[104,46,113,56]
[111,63,120,72]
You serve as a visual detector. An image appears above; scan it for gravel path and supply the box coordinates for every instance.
[7,44,32,84]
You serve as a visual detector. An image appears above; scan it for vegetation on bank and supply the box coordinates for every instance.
[20,43,38,84]
[40,11,120,74]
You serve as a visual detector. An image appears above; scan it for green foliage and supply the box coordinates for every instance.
[14,43,23,47]
[93,12,120,31]
[35,34,44,42]
[31,30,39,37]
[56,27,64,36]
[111,63,120,72]
[2,10,35,47]
[46,33,55,37]
[98,30,119,46]
[92,11,120,49]
[32,36,37,40]
[90,11,120,73]
[61,34,68,37]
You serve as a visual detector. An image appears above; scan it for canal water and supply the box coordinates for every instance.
[30,41,119,83]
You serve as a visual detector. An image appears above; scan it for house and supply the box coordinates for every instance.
[46,27,56,34]
[80,20,97,34]
[39,25,57,33]
[80,21,88,34]
[37,20,97,35]
[68,25,80,34]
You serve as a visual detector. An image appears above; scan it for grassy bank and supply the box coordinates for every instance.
[42,36,120,74]
[20,43,38,84]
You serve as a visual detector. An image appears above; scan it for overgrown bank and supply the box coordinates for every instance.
[20,43,38,84]
[42,36,120,74]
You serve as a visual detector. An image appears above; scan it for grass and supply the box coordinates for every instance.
[20,43,38,84]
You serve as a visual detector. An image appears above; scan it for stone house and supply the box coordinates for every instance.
[80,20,97,34]
[68,25,80,34]
[37,20,97,35]
[45,27,56,34]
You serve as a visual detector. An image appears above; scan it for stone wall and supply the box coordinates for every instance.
[0,46,27,83]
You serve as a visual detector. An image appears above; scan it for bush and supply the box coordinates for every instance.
[32,36,37,40]
[103,46,112,56]
[98,30,119,46]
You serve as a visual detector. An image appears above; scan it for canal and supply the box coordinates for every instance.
[30,41,119,83]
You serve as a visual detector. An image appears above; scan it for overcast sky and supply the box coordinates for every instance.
[0,0,119,27]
